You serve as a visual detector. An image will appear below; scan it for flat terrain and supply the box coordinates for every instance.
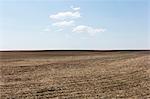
[0,51,150,99]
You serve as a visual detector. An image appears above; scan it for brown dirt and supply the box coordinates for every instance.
[0,51,150,99]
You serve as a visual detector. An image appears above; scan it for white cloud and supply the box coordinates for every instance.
[50,11,81,20]
[48,6,107,36]
[52,20,74,27]
[71,6,80,11]
[72,25,106,36]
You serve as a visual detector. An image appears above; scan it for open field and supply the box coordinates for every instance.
[0,50,150,99]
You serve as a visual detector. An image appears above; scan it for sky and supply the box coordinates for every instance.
[0,0,149,50]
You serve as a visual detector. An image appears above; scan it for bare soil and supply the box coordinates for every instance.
[0,51,150,99]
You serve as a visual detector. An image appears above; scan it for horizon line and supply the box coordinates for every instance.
[0,49,149,52]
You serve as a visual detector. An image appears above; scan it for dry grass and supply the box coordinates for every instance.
[0,51,150,99]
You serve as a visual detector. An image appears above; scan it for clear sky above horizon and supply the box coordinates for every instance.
[0,0,149,50]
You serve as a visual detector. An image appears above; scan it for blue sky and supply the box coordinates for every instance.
[0,0,149,50]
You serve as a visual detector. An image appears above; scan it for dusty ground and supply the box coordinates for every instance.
[0,51,150,99]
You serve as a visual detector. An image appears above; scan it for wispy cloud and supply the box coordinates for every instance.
[49,11,81,20]
[48,6,106,36]
[71,5,80,11]
[73,25,106,36]
[52,20,75,27]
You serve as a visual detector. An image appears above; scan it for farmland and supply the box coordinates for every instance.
[0,51,150,99]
